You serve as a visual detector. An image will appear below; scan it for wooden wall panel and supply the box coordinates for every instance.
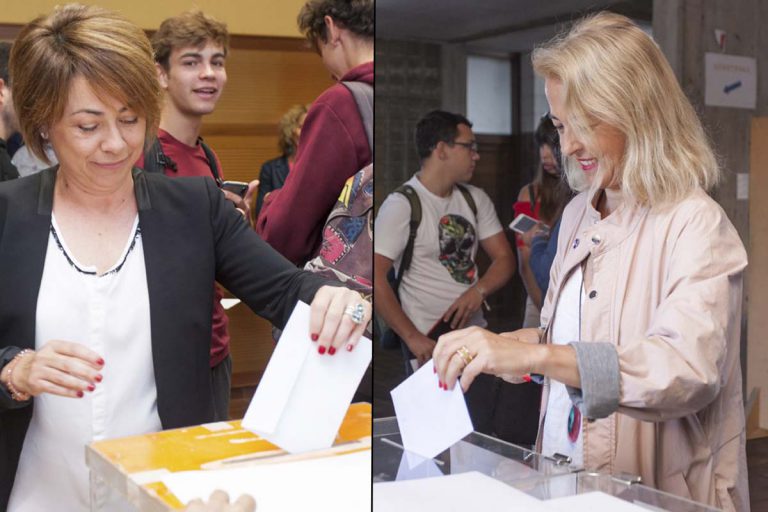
[748,117,768,436]
[201,44,333,184]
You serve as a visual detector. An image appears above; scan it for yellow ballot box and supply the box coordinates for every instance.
[86,403,371,511]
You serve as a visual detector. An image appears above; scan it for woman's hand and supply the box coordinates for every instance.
[184,490,256,512]
[433,327,543,392]
[309,286,372,355]
[12,340,103,399]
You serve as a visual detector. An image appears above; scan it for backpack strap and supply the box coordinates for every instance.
[142,138,174,174]
[391,184,421,294]
[456,184,478,219]
[341,81,373,151]
[141,136,221,185]
[199,139,222,185]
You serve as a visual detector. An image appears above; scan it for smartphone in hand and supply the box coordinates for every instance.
[221,180,249,198]
[509,214,550,235]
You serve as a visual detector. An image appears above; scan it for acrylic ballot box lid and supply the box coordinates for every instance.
[373,416,578,486]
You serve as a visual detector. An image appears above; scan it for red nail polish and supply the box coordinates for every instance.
[77,390,84,398]
[523,375,532,383]
[328,346,336,356]
[87,384,95,392]
[311,334,319,342]
[95,374,103,383]
[97,358,105,366]
[346,344,354,352]
[318,345,326,355]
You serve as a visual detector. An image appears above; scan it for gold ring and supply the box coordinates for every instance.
[455,345,474,367]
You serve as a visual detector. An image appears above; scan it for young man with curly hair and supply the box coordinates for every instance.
[256,0,373,266]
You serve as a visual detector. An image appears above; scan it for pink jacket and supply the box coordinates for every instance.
[539,187,749,511]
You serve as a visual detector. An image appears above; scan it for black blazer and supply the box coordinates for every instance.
[0,167,327,509]
[255,155,290,218]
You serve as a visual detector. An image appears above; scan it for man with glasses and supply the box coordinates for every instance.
[374,110,516,433]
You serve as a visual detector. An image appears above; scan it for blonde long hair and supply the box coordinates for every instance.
[532,12,719,207]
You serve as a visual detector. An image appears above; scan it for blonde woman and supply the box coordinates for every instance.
[435,12,748,511]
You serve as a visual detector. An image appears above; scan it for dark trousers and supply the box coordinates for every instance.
[210,354,232,421]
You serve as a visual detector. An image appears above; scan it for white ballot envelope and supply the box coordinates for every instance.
[242,301,372,453]
[390,360,473,464]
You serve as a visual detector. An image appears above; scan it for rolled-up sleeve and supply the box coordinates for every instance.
[566,342,620,419]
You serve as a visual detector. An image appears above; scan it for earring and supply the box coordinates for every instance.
[40,131,48,140]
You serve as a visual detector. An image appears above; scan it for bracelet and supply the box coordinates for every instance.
[473,284,492,312]
[2,349,33,402]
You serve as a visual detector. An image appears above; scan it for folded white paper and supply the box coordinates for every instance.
[373,471,554,512]
[242,301,372,453]
[163,449,370,512]
[390,360,473,463]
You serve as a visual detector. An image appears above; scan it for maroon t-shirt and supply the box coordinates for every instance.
[137,129,230,367]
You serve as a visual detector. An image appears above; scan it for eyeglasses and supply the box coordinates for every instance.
[450,141,479,153]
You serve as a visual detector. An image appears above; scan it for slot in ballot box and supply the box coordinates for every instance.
[509,471,722,512]
[85,403,371,511]
[372,416,578,485]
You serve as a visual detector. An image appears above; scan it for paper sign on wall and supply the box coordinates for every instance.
[705,53,757,109]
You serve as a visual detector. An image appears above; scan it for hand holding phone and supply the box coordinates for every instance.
[509,213,547,235]
[221,180,249,198]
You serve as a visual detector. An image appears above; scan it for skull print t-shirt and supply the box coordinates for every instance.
[374,174,503,335]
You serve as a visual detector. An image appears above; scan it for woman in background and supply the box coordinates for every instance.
[254,103,308,218]
[514,116,569,326]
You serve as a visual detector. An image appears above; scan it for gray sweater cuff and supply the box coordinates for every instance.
[565,342,620,419]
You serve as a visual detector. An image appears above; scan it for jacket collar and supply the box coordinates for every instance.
[36,166,153,215]
[578,187,649,251]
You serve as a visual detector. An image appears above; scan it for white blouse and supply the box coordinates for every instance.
[8,215,161,512]
[541,265,585,468]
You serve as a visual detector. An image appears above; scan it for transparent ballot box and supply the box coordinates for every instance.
[374,417,720,512]
[505,471,721,512]
[373,416,578,486]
